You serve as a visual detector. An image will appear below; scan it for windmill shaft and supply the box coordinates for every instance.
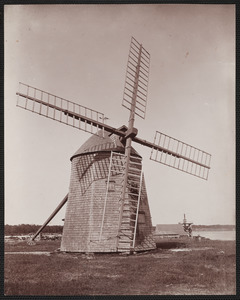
[117,43,143,249]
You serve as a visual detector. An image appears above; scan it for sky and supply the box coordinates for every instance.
[4,4,235,226]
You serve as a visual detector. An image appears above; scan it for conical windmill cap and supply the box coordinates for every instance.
[71,125,141,161]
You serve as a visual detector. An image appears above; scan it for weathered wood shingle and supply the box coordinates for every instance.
[61,130,156,253]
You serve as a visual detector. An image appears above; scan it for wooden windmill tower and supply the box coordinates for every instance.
[16,37,211,253]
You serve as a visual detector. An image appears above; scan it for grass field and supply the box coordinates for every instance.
[4,238,236,295]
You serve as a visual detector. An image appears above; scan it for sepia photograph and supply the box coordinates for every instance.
[4,3,236,295]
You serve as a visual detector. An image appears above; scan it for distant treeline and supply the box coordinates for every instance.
[5,224,235,235]
[5,224,63,235]
[192,224,235,231]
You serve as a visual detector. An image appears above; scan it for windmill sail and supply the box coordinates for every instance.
[122,37,150,119]
[16,83,130,138]
[16,83,107,136]
[150,131,211,180]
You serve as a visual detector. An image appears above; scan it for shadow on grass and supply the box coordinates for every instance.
[156,241,187,249]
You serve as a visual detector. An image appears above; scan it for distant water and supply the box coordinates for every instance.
[193,230,235,241]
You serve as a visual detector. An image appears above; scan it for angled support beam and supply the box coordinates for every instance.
[32,194,68,241]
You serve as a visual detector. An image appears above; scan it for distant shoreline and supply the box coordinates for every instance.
[192,225,235,231]
[5,224,236,236]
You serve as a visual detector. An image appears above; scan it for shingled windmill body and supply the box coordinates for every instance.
[16,37,211,253]
[61,128,154,252]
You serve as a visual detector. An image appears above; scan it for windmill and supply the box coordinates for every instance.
[182,214,193,237]
[16,37,211,253]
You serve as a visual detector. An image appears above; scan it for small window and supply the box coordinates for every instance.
[138,212,146,224]
[106,180,116,192]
